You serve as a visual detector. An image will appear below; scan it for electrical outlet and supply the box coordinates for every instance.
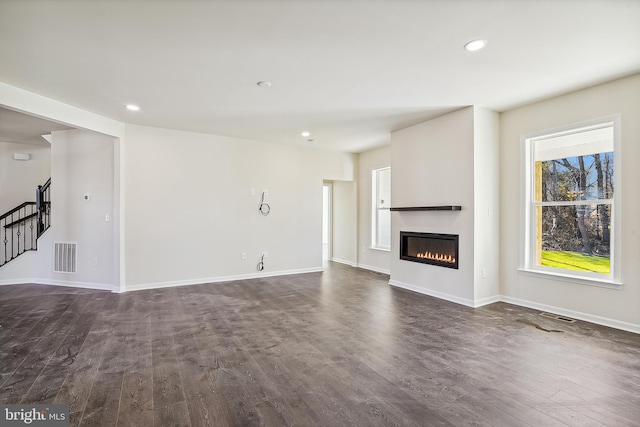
[93,257,98,267]
[250,188,256,196]
[241,252,247,260]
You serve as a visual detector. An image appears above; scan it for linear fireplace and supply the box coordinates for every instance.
[400,231,459,269]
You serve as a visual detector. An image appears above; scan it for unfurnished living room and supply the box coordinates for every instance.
[1,1,639,426]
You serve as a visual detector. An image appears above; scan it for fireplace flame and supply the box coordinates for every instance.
[416,251,456,264]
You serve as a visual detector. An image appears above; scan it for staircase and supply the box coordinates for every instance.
[0,178,51,267]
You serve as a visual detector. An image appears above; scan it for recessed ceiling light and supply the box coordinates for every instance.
[126,104,140,111]
[464,39,487,52]
[301,131,311,137]
[257,81,272,88]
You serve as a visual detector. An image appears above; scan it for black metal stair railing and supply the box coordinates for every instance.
[0,178,51,268]
[1,202,38,267]
[36,178,51,236]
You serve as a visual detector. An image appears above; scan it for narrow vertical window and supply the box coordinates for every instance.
[372,167,391,251]
[524,118,620,284]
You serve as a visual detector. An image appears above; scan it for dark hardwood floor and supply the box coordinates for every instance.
[1,262,639,426]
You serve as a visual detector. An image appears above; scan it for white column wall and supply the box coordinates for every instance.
[390,107,476,304]
[473,107,500,303]
[41,129,116,287]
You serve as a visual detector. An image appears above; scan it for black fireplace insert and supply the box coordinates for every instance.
[400,231,459,269]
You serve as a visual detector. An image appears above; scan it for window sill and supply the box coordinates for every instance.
[370,247,391,253]
[518,268,622,289]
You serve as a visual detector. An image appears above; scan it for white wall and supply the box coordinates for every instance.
[390,108,476,303]
[123,124,356,290]
[331,180,357,266]
[357,145,391,274]
[0,142,50,214]
[500,73,640,331]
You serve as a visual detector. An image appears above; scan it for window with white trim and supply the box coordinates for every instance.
[372,167,391,251]
[523,118,620,284]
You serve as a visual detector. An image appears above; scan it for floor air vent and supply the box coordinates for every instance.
[54,242,77,273]
[540,312,576,323]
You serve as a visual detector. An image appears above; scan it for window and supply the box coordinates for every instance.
[372,167,391,251]
[523,118,620,285]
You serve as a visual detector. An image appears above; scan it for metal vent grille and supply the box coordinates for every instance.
[54,242,77,273]
[540,312,576,323]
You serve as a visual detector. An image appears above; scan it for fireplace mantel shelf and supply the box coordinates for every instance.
[390,206,462,212]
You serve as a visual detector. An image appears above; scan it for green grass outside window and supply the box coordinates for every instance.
[541,251,610,274]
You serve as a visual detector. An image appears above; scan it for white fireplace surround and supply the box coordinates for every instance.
[389,106,500,307]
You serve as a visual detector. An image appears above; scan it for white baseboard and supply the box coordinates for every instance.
[329,258,390,275]
[0,278,117,292]
[331,258,356,267]
[0,278,33,286]
[474,295,502,308]
[501,295,640,334]
[124,267,323,293]
[356,263,390,275]
[389,279,476,307]
[387,280,639,334]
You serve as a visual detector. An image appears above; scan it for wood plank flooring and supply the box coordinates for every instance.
[1,262,639,426]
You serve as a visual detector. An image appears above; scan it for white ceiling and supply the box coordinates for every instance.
[0,107,72,146]
[0,0,639,152]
